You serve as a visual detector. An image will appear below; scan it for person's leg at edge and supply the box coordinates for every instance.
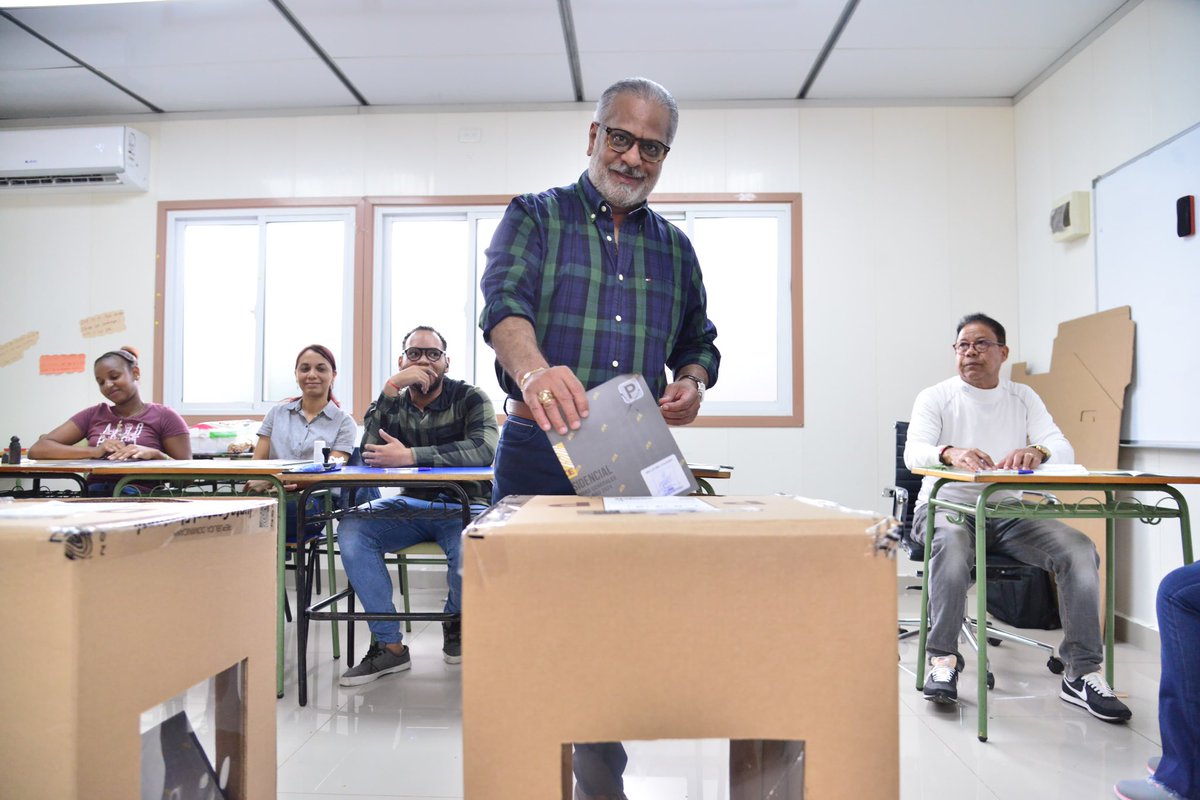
[1153,561,1200,798]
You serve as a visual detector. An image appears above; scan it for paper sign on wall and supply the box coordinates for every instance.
[0,331,39,368]
[80,310,126,338]
[39,354,86,375]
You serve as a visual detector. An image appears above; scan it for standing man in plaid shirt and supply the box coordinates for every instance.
[478,77,719,800]
[337,325,497,686]
[479,75,720,499]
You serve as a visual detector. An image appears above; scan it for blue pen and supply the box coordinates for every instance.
[1017,469,1034,475]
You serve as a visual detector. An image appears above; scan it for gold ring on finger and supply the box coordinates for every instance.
[537,388,556,407]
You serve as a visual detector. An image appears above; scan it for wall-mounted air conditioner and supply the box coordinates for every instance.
[0,126,149,191]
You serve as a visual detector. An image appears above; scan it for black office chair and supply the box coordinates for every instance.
[886,421,1064,689]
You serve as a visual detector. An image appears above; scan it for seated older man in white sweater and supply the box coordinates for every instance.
[903,312,1130,724]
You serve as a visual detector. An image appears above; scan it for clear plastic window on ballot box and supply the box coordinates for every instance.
[566,739,805,800]
[140,660,246,800]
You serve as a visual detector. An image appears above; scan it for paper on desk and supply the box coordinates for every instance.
[1033,464,1089,475]
[601,497,720,513]
[976,464,1088,476]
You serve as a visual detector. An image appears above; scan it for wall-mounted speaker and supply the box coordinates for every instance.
[1050,191,1090,242]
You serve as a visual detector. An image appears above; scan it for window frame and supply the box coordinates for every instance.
[155,198,367,423]
[155,193,802,427]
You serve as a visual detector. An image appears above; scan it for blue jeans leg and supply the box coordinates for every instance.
[1154,560,1200,798]
[492,414,575,502]
[337,496,484,645]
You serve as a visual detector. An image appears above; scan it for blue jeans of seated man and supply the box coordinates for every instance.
[913,504,1103,679]
[1154,560,1200,799]
[336,496,486,645]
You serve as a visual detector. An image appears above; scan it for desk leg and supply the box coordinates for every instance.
[1164,486,1195,565]
[915,509,935,691]
[975,509,989,742]
[1105,490,1116,689]
[273,481,287,698]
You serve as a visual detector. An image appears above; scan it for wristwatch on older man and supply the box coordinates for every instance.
[1031,443,1051,463]
[679,374,705,401]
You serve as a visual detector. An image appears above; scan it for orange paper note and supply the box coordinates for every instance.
[40,353,87,375]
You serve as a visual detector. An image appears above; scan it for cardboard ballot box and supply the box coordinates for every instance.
[0,497,277,800]
[462,495,898,799]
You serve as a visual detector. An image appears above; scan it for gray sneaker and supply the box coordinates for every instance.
[923,654,959,704]
[339,642,410,686]
[1114,777,1182,800]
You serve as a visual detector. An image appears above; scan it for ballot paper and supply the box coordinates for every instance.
[546,374,698,497]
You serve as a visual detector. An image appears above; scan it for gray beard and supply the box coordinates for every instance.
[588,157,655,211]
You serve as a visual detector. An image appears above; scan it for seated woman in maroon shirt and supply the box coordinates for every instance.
[29,346,191,462]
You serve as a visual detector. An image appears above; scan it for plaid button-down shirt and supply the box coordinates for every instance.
[360,377,497,505]
[479,173,720,400]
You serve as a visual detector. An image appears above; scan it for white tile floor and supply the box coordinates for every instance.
[274,566,1163,799]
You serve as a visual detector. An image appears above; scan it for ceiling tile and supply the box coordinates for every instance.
[573,0,845,53]
[103,59,360,112]
[288,0,565,58]
[0,66,150,119]
[338,53,575,105]
[580,50,819,102]
[6,0,314,68]
[810,47,1062,99]
[838,0,1129,50]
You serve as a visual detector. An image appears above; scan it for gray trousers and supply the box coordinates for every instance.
[913,504,1103,680]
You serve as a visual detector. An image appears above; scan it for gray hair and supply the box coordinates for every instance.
[594,77,679,145]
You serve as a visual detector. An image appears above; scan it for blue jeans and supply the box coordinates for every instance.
[1155,560,1200,799]
[492,414,574,502]
[336,496,485,645]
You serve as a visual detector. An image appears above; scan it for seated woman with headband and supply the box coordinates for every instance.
[29,346,191,462]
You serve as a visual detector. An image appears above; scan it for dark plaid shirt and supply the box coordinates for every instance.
[360,377,498,505]
[479,172,720,399]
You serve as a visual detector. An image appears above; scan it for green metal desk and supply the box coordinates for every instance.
[911,468,1199,741]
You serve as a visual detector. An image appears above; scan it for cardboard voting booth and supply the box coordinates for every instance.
[0,497,277,800]
[461,494,899,799]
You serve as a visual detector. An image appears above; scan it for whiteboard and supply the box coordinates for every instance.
[1095,121,1200,446]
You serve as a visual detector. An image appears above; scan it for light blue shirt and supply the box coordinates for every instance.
[257,399,357,460]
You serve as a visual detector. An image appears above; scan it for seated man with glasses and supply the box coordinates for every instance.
[337,325,498,685]
[904,312,1131,723]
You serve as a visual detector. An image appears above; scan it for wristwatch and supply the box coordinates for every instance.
[1031,444,1051,463]
[679,374,706,401]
